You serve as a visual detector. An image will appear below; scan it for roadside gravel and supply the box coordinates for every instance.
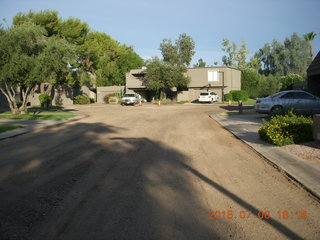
[281,141,320,162]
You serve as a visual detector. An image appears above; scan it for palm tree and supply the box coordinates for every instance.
[303,32,317,60]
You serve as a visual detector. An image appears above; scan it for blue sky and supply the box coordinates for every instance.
[1,0,319,66]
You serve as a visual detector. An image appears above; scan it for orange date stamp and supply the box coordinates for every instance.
[208,209,308,220]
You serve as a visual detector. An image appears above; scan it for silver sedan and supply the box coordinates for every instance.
[254,90,320,115]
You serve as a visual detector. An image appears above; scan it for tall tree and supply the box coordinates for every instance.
[59,17,89,45]
[145,57,190,98]
[160,33,195,67]
[221,38,237,67]
[256,33,310,76]
[176,33,195,66]
[159,39,179,65]
[303,32,317,60]
[193,58,206,67]
[13,10,61,37]
[0,22,75,114]
[235,40,249,69]
[79,31,143,86]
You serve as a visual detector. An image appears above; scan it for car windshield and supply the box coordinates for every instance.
[200,93,209,96]
[124,94,135,97]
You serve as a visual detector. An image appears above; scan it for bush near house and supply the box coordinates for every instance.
[151,98,172,105]
[74,95,91,104]
[39,94,52,107]
[224,93,233,101]
[258,111,313,146]
[104,94,119,104]
[229,90,248,102]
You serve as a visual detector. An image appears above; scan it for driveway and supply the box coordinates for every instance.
[0,104,319,240]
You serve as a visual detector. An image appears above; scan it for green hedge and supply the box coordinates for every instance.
[258,111,313,146]
[39,94,52,107]
[229,90,248,102]
[74,95,91,104]
[224,93,233,101]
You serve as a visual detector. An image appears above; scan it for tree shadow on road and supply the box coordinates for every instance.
[0,122,303,240]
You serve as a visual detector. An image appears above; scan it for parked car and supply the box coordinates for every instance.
[254,90,320,115]
[121,93,141,105]
[198,92,219,103]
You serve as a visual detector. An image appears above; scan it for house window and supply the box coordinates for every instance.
[208,70,218,81]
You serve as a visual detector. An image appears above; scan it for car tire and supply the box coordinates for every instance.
[270,105,283,116]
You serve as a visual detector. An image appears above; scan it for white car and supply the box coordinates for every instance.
[121,93,141,105]
[198,92,219,103]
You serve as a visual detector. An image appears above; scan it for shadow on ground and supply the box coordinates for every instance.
[0,122,303,240]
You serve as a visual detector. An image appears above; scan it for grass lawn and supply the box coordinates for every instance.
[215,98,256,105]
[219,110,258,116]
[0,124,23,133]
[0,107,75,120]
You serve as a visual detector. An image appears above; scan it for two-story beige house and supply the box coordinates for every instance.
[125,66,241,102]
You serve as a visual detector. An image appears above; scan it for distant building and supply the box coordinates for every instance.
[126,66,241,102]
[307,51,320,97]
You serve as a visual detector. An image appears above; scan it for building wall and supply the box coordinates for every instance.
[96,86,124,103]
[126,67,241,102]
[308,75,320,97]
[186,67,241,102]
[28,85,74,106]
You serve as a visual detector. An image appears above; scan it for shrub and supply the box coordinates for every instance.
[160,98,172,104]
[229,90,248,102]
[90,98,95,103]
[224,93,233,101]
[177,100,189,104]
[280,74,304,90]
[39,94,52,107]
[258,111,313,146]
[259,75,282,97]
[74,95,90,104]
[104,94,119,104]
[151,98,172,105]
[241,68,262,98]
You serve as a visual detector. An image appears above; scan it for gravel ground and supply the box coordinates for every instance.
[281,141,320,162]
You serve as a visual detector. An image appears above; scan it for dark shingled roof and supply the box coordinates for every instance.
[307,51,320,76]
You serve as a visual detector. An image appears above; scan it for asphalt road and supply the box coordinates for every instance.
[0,104,319,240]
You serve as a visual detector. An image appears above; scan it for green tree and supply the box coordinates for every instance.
[256,33,311,76]
[145,57,190,98]
[259,75,282,97]
[235,40,249,69]
[160,33,195,66]
[59,17,89,45]
[303,32,317,59]
[0,22,75,114]
[247,53,261,71]
[13,10,61,37]
[280,74,305,90]
[79,31,142,86]
[221,38,237,67]
[241,68,262,98]
[193,58,206,67]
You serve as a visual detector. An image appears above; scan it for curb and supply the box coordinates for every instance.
[0,114,87,141]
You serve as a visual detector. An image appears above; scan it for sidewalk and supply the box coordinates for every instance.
[0,114,85,140]
[211,112,320,199]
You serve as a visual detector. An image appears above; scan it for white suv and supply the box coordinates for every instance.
[198,92,219,103]
[121,93,141,105]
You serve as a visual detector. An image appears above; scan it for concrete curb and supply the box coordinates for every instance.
[210,113,320,200]
[0,114,86,140]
